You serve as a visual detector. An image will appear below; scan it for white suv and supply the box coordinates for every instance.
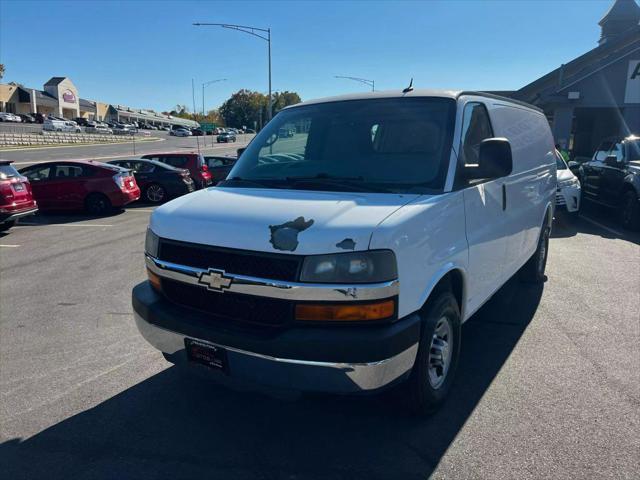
[133,90,556,413]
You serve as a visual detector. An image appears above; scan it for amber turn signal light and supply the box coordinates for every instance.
[147,268,162,292]
[295,300,395,322]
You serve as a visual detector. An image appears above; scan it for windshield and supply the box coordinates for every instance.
[627,139,640,161]
[227,97,456,193]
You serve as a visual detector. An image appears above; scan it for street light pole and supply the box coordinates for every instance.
[193,22,272,120]
[334,75,375,92]
[201,78,227,117]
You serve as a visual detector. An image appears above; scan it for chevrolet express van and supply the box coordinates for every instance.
[133,90,556,413]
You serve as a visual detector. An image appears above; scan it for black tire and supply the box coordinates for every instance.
[84,192,112,215]
[520,220,550,283]
[621,190,640,231]
[144,183,167,204]
[0,220,15,232]
[404,291,461,416]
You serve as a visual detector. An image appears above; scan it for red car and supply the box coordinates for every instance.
[0,161,38,231]
[141,153,212,189]
[19,160,140,215]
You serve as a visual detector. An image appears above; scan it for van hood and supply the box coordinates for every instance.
[557,168,576,182]
[150,187,420,255]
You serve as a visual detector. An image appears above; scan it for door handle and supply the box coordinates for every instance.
[502,184,507,211]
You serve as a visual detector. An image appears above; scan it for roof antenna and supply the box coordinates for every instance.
[403,78,414,93]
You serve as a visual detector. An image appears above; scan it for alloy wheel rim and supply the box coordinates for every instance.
[147,185,165,202]
[428,316,452,389]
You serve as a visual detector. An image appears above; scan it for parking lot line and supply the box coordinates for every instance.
[0,244,20,248]
[17,222,113,228]
[578,214,625,237]
[127,209,156,212]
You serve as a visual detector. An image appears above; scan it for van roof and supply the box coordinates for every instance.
[287,89,543,113]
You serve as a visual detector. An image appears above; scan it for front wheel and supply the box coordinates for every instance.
[404,291,461,415]
[621,191,640,231]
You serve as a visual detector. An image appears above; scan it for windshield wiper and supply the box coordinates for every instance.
[284,174,392,193]
[219,177,278,189]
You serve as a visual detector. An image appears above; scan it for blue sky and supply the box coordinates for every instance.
[0,0,615,112]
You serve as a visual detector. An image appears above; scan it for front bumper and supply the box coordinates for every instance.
[556,184,581,212]
[132,281,420,393]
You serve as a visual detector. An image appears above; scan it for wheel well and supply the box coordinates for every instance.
[425,269,464,314]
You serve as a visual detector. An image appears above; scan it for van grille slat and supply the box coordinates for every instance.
[158,239,301,281]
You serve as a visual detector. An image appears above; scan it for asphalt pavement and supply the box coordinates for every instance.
[0,194,638,479]
[0,131,252,167]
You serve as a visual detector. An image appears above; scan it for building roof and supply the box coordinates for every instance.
[110,105,198,126]
[515,23,640,104]
[43,77,68,87]
[599,0,640,26]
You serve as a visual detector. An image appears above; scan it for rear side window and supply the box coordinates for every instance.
[54,165,86,178]
[459,103,493,165]
[161,156,188,168]
[0,165,19,179]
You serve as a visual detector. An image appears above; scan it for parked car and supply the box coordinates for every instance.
[278,127,295,138]
[141,153,212,189]
[108,158,195,203]
[19,161,140,215]
[43,118,81,132]
[147,124,158,131]
[171,128,192,137]
[159,125,170,131]
[191,128,204,136]
[579,135,640,230]
[216,131,236,143]
[0,112,20,122]
[31,113,45,124]
[113,124,135,135]
[204,155,237,183]
[73,117,90,127]
[86,124,113,134]
[555,150,581,215]
[18,114,36,123]
[0,161,38,231]
[134,90,556,415]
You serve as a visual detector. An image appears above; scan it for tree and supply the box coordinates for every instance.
[219,89,302,129]
[271,91,302,114]
[0,64,4,80]
[219,89,268,129]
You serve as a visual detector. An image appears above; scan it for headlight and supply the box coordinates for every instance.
[145,228,159,257]
[300,250,397,283]
[558,178,580,188]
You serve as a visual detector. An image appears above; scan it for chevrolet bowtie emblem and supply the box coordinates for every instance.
[198,269,232,292]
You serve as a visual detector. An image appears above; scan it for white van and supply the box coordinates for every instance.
[133,90,556,413]
[43,119,81,133]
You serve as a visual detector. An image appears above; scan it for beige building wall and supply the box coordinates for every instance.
[0,84,19,112]
[44,77,80,117]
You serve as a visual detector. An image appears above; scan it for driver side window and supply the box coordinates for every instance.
[459,103,494,166]
[24,166,51,182]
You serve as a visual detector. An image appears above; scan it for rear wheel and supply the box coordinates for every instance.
[404,291,461,415]
[520,219,550,283]
[85,193,112,215]
[0,220,15,232]
[144,183,167,204]
[621,191,640,231]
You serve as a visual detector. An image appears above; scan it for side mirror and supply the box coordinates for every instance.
[237,147,246,158]
[567,161,579,169]
[465,138,513,180]
[604,155,620,167]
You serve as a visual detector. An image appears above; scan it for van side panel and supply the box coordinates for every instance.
[369,192,468,319]
[486,103,556,279]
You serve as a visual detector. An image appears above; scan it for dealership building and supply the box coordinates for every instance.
[511,0,640,158]
[0,76,198,128]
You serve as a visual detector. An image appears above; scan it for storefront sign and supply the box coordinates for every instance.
[62,89,76,103]
[624,60,640,104]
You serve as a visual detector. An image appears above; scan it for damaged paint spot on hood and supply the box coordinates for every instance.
[269,216,314,251]
[335,238,356,250]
